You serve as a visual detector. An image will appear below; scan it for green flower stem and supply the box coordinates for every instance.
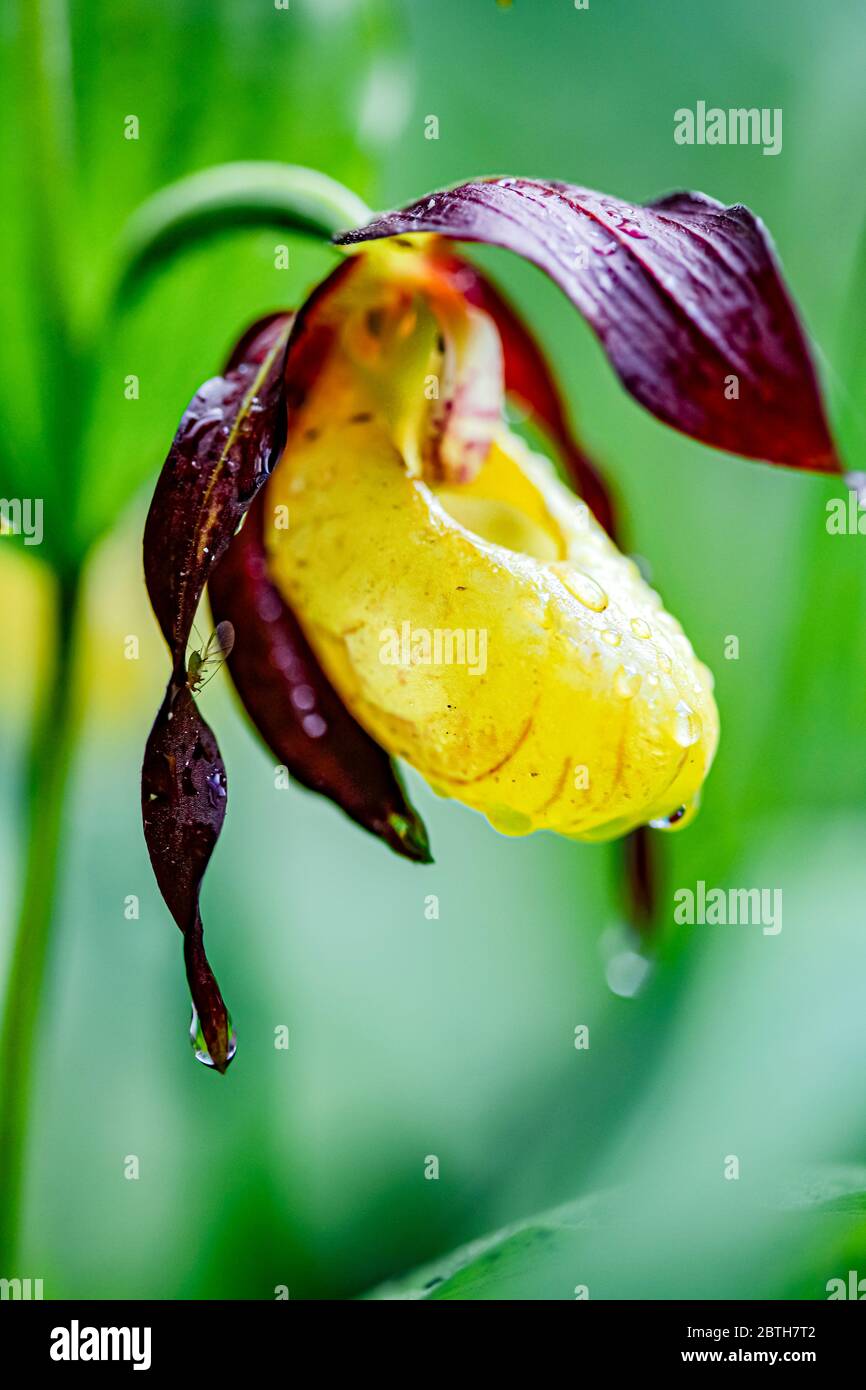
[113,162,373,306]
[0,565,84,1264]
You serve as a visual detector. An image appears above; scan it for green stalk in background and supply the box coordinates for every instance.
[0,567,83,1263]
[0,0,82,1265]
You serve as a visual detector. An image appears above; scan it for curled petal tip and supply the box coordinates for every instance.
[194,1030,235,1073]
[386,811,434,865]
[206,1016,234,1074]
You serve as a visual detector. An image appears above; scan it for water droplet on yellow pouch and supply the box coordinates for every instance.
[630,616,651,640]
[672,699,702,748]
[614,664,641,698]
[550,563,608,612]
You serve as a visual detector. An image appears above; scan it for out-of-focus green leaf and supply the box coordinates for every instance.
[0,0,407,562]
[835,216,866,471]
[366,1169,866,1301]
[781,1166,866,1216]
[71,232,338,554]
[365,1192,614,1301]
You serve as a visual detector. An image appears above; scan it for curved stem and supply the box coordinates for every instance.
[113,162,373,307]
[0,565,83,1264]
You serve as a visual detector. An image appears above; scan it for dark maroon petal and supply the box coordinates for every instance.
[223,310,296,374]
[445,256,617,535]
[208,491,432,863]
[337,180,838,473]
[142,313,293,1071]
[142,686,231,1069]
[144,313,294,681]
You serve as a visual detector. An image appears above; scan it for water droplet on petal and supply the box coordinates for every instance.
[601,628,622,648]
[205,770,227,806]
[657,650,673,674]
[630,616,651,640]
[672,700,701,748]
[550,564,608,612]
[291,684,317,712]
[649,793,701,833]
[614,664,641,698]
[189,1005,237,1069]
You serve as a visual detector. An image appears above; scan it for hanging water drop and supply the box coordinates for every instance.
[606,948,652,998]
[599,924,653,998]
[649,793,701,832]
[189,1005,238,1070]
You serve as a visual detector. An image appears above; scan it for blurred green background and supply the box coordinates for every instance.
[2,0,866,1300]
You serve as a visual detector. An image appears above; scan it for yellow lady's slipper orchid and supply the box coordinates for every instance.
[265,247,719,842]
[144,173,836,1070]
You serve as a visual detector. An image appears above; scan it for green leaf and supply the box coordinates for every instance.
[364,1192,615,1301]
[365,1169,866,1301]
[780,1165,866,1217]
[0,0,403,564]
[113,162,372,306]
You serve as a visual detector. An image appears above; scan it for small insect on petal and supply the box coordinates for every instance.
[186,620,235,694]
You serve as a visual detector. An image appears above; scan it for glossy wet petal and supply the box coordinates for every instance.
[337,179,838,473]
